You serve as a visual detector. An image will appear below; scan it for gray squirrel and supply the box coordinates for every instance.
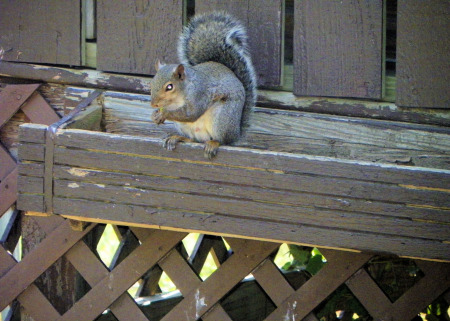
[150,12,256,159]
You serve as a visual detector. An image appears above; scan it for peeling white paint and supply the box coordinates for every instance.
[108,273,114,290]
[67,168,89,177]
[195,289,207,319]
[68,182,80,188]
[284,301,298,321]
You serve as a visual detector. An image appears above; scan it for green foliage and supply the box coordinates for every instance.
[280,245,326,277]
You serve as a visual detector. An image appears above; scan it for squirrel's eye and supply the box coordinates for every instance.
[165,84,173,91]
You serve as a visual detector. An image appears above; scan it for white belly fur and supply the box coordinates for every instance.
[175,108,214,142]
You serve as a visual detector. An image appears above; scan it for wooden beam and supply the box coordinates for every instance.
[2,62,449,125]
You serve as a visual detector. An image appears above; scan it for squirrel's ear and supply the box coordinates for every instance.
[155,59,165,71]
[174,64,185,81]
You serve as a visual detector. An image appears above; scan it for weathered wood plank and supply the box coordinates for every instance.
[17,175,43,194]
[196,0,284,86]
[52,179,450,241]
[17,194,44,213]
[47,127,450,189]
[0,0,81,65]
[18,123,47,144]
[102,93,450,168]
[3,63,450,125]
[396,0,450,108]
[49,198,450,261]
[97,0,183,75]
[18,162,44,177]
[47,146,450,208]
[258,90,450,127]
[15,161,450,225]
[294,0,383,99]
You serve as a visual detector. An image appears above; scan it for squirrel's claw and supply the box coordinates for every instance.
[163,135,192,151]
[204,141,220,159]
[163,136,178,150]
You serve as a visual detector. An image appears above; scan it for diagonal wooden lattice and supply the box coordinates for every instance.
[1,217,449,321]
[0,84,60,216]
[347,259,450,320]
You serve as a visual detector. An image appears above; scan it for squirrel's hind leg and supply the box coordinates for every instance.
[163,135,192,151]
[204,140,220,159]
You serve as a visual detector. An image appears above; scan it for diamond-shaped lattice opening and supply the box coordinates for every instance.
[274,244,327,290]
[124,264,183,320]
[314,285,372,321]
[199,250,219,281]
[184,234,232,281]
[1,301,19,321]
[366,256,424,302]
[34,258,92,315]
[138,291,184,321]
[419,293,450,319]
[96,224,122,268]
[221,278,276,321]
[95,310,119,321]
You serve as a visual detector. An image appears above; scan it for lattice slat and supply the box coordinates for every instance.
[0,220,95,311]
[264,250,372,320]
[253,259,295,306]
[161,238,279,320]
[65,240,148,321]
[58,230,186,321]
[0,84,41,128]
[346,268,393,317]
[0,246,61,321]
[18,284,61,321]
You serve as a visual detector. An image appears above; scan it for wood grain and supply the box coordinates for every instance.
[97,0,183,75]
[396,0,450,108]
[46,198,450,261]
[0,0,81,65]
[294,0,383,99]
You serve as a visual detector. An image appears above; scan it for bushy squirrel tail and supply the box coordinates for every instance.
[178,11,257,134]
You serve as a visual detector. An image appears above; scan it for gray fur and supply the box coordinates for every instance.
[178,11,257,134]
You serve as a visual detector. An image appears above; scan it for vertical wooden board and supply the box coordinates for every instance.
[396,1,450,108]
[293,0,383,99]
[196,0,284,87]
[97,0,183,75]
[0,0,81,65]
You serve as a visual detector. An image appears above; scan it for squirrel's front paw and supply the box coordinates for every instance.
[163,135,192,151]
[151,109,166,125]
[204,140,220,159]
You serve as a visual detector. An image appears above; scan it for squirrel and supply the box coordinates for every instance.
[150,12,256,159]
